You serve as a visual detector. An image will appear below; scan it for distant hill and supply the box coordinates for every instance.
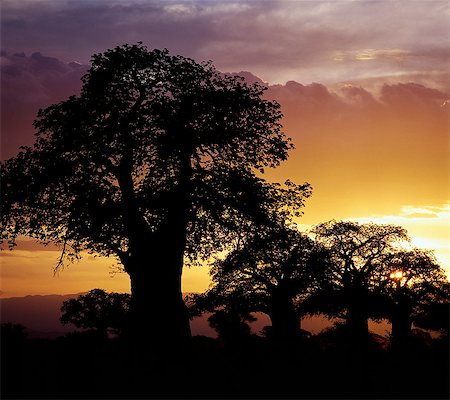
[0,294,83,338]
[1,294,386,339]
[0,293,216,338]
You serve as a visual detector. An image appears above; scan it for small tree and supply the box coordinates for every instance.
[207,309,256,344]
[190,225,330,340]
[413,299,449,338]
[1,43,309,346]
[60,289,130,338]
[0,323,28,343]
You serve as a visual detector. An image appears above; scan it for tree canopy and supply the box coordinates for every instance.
[1,43,309,266]
[302,220,410,343]
[60,289,131,337]
[189,224,330,339]
[379,249,449,346]
[305,220,449,347]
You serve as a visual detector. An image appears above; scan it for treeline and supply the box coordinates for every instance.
[55,219,449,350]
[188,220,449,350]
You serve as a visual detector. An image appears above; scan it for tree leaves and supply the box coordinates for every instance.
[1,43,302,270]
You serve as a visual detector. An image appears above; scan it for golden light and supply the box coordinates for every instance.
[390,270,404,280]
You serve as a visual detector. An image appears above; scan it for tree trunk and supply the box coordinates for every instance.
[346,290,369,347]
[126,199,192,350]
[128,257,191,344]
[391,301,412,351]
[270,290,300,339]
[118,146,193,343]
[347,305,369,343]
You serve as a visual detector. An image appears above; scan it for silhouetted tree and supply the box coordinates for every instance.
[413,299,449,338]
[60,289,130,338]
[0,323,28,343]
[190,225,330,340]
[1,43,309,346]
[207,309,256,344]
[311,220,409,346]
[380,249,449,348]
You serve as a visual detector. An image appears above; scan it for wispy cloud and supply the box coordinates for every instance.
[350,204,450,224]
[399,204,450,220]
[344,204,450,274]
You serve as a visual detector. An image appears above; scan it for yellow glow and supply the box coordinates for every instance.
[2,75,449,297]
[390,271,404,280]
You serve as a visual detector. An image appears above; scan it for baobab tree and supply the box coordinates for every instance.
[311,220,409,345]
[190,225,330,339]
[1,43,310,347]
[380,249,448,349]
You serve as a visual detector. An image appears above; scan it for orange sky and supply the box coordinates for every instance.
[1,0,449,298]
[2,79,448,297]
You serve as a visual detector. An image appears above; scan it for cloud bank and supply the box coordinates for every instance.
[2,52,448,222]
[0,51,87,159]
[2,0,449,87]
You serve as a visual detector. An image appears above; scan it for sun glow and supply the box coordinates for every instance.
[390,270,404,280]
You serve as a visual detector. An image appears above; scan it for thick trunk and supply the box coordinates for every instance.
[270,291,300,339]
[128,257,191,345]
[116,142,193,362]
[346,291,369,347]
[347,305,369,343]
[391,301,412,351]
[126,194,192,348]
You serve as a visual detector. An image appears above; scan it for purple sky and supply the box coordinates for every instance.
[2,0,449,85]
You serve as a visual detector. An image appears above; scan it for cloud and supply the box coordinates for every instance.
[380,82,449,111]
[352,204,450,223]
[1,0,449,87]
[2,52,448,211]
[297,202,450,274]
[0,51,87,159]
[399,205,450,220]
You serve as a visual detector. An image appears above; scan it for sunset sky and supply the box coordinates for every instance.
[1,0,449,298]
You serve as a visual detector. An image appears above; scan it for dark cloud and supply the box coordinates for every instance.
[380,83,448,110]
[2,50,448,166]
[1,51,87,159]
[2,1,449,86]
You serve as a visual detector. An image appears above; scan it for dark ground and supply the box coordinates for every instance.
[2,328,449,399]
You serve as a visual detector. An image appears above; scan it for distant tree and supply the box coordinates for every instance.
[207,309,256,344]
[190,225,330,340]
[1,43,310,346]
[60,289,130,338]
[310,220,409,346]
[0,323,28,343]
[380,249,449,348]
[413,300,449,338]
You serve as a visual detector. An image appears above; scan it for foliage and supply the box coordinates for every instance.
[380,250,450,336]
[0,323,28,342]
[306,221,449,348]
[0,42,308,269]
[207,309,256,342]
[379,249,448,310]
[1,43,311,343]
[60,289,130,337]
[413,300,449,336]
[307,220,410,319]
[189,224,331,337]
